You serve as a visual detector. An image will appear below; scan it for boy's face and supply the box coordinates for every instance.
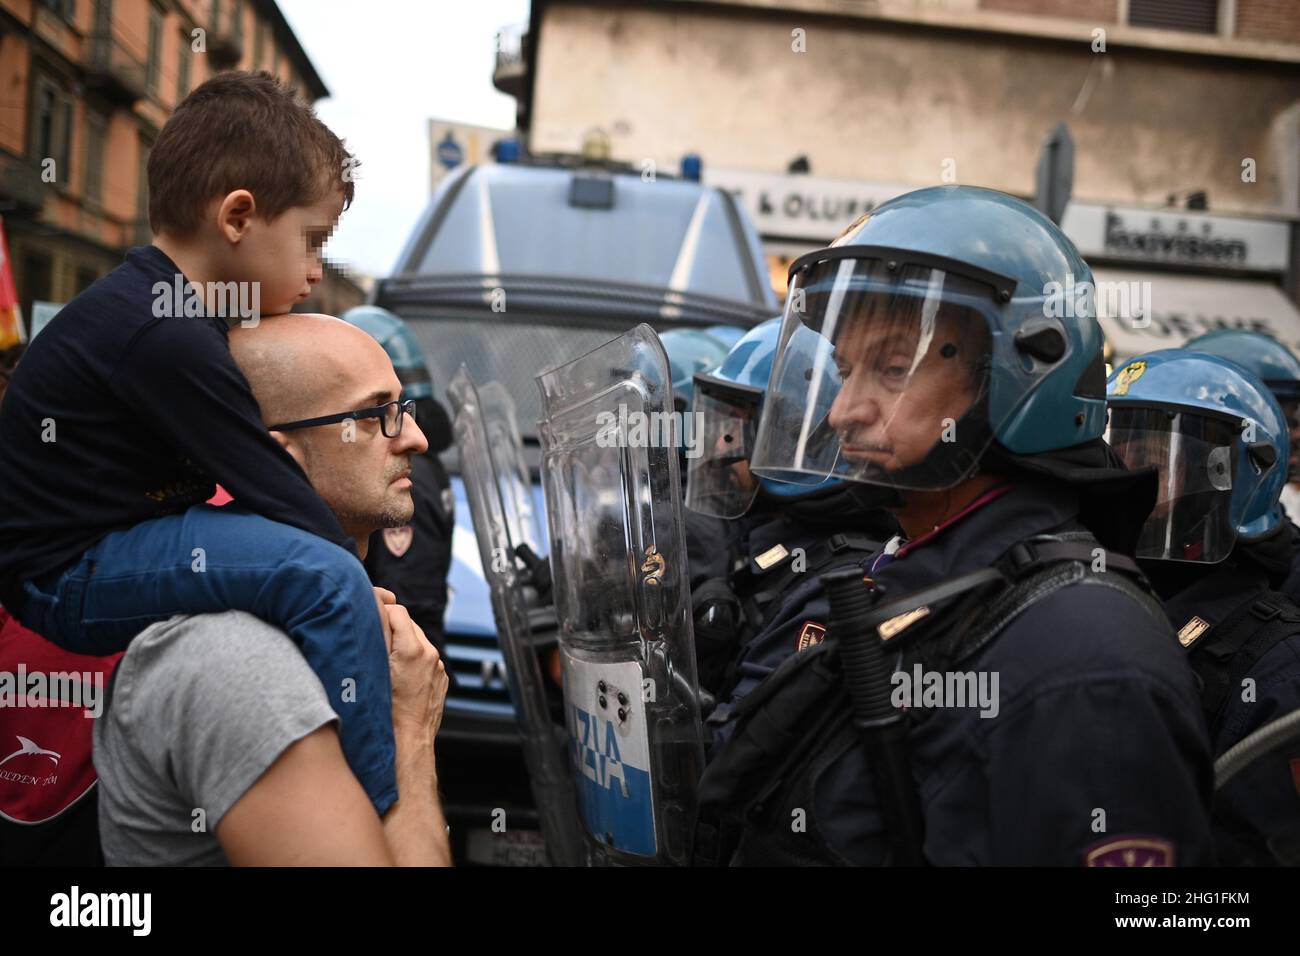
[232,189,344,316]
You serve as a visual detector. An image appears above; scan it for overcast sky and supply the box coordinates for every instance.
[278,0,531,279]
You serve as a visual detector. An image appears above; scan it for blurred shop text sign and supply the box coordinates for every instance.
[1062,205,1289,273]
[428,120,512,194]
[705,169,910,243]
[707,168,1291,277]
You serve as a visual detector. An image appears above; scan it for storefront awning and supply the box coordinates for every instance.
[1092,268,1300,362]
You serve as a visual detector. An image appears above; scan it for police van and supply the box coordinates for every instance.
[373,149,775,864]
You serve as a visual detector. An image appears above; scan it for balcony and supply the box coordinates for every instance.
[207,22,243,69]
[0,151,50,214]
[492,23,527,97]
[83,33,148,105]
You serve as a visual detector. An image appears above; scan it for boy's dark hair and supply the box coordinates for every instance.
[148,71,354,236]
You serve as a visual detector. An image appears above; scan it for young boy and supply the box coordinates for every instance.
[0,72,398,814]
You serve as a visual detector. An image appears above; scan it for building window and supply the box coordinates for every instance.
[84,107,107,204]
[30,73,73,184]
[1129,0,1219,34]
[210,0,221,32]
[21,251,53,326]
[93,0,112,36]
[231,0,244,42]
[177,29,192,99]
[253,14,264,68]
[38,0,75,21]
[146,4,164,96]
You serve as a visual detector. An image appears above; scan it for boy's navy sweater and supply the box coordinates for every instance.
[0,245,353,604]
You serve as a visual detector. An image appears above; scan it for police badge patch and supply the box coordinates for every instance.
[1111,360,1147,397]
[384,525,413,558]
[796,621,826,652]
[1083,836,1175,867]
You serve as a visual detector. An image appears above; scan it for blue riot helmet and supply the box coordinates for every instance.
[1106,350,1288,563]
[1185,329,1300,481]
[750,186,1109,495]
[659,328,734,414]
[687,318,841,517]
[340,305,452,452]
[705,325,747,350]
[1184,330,1300,400]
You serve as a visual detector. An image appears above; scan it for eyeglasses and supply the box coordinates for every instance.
[270,399,417,438]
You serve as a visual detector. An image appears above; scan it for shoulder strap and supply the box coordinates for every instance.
[1189,594,1300,732]
[747,532,879,616]
[938,531,1163,669]
[1000,533,1143,581]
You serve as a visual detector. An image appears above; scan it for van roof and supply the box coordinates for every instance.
[386,162,776,320]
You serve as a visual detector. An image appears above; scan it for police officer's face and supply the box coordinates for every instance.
[713,403,755,493]
[827,312,980,472]
[1282,398,1300,480]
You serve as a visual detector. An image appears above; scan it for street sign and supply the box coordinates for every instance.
[436,132,464,170]
[427,119,512,194]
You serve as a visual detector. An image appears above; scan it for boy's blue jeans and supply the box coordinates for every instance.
[16,504,398,814]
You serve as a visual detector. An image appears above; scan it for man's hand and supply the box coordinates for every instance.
[374,586,397,646]
[384,600,448,740]
[376,593,453,865]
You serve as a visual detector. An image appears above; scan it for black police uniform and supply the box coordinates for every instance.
[364,452,454,651]
[691,492,896,700]
[1278,520,1300,605]
[697,478,1216,866]
[1149,549,1300,865]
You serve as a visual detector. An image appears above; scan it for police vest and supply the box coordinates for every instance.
[692,531,880,697]
[1180,591,1300,738]
[692,533,1159,867]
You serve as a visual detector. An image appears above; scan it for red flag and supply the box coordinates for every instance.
[0,217,24,350]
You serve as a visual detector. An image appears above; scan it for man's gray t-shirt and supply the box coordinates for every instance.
[93,611,338,866]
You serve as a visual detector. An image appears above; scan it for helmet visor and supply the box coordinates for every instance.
[751,254,1000,492]
[1107,406,1239,562]
[685,376,762,518]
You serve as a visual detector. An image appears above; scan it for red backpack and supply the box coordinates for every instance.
[0,607,121,864]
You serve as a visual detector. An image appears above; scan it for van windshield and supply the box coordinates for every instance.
[406,316,621,463]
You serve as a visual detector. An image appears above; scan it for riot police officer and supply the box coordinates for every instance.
[660,326,747,590]
[1107,349,1300,865]
[341,306,455,652]
[694,185,1215,866]
[685,318,897,702]
[1184,330,1300,603]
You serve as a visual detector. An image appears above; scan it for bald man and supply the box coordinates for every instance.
[92,315,451,866]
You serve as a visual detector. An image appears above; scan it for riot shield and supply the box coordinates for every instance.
[447,366,585,867]
[535,324,705,866]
